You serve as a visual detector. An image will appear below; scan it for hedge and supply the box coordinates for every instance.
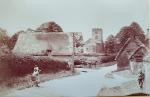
[0,54,70,78]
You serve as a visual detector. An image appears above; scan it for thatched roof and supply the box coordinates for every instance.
[84,38,91,45]
[115,37,148,60]
[84,38,95,47]
[13,32,72,55]
[115,38,131,60]
[128,46,146,60]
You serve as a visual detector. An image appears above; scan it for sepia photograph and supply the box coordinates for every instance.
[0,0,149,96]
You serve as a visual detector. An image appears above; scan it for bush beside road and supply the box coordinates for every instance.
[0,53,72,95]
[0,54,70,77]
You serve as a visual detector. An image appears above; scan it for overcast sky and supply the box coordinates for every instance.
[0,0,149,41]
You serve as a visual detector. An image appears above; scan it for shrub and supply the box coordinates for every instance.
[0,54,70,78]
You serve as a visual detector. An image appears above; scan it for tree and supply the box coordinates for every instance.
[119,26,136,45]
[130,22,144,34]
[104,35,115,54]
[73,33,84,48]
[0,28,10,56]
[0,28,10,47]
[8,30,24,50]
[116,22,147,46]
[36,21,63,32]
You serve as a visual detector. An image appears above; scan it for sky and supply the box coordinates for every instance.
[0,0,149,41]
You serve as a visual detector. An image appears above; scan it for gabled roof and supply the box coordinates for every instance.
[128,38,148,59]
[128,46,146,59]
[84,38,92,45]
[84,38,96,47]
[115,37,148,60]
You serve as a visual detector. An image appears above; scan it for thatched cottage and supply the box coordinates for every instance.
[13,32,73,56]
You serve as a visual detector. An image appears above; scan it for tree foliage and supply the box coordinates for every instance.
[116,22,147,46]
[0,28,10,47]
[104,22,148,54]
[104,35,115,54]
[36,21,63,32]
[73,33,84,48]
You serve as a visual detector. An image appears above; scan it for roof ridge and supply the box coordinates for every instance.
[115,38,132,60]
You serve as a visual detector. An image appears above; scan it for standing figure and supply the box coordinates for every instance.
[138,71,145,89]
[31,65,41,87]
[68,59,72,69]
[94,61,97,68]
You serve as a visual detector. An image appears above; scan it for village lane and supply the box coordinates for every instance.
[4,65,134,97]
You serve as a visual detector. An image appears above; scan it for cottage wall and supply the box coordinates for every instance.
[130,61,144,74]
[117,52,129,71]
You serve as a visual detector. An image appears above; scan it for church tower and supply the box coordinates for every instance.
[92,28,104,53]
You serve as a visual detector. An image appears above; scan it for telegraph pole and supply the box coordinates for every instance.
[72,33,75,73]
[147,28,150,48]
